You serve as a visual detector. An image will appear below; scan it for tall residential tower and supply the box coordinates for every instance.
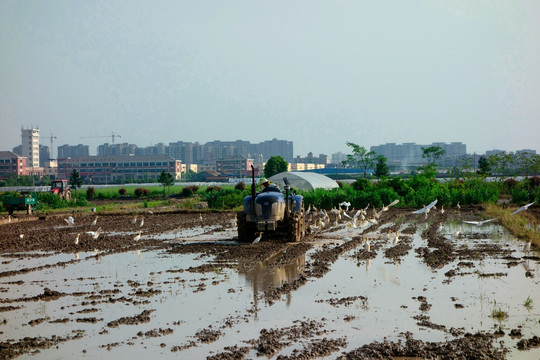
[21,127,40,168]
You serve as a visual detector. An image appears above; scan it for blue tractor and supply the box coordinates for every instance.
[237,166,306,243]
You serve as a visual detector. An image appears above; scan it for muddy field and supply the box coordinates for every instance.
[0,204,539,359]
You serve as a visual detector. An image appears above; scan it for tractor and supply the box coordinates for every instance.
[237,166,306,243]
[50,179,72,200]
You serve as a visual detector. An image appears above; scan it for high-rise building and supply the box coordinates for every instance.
[57,144,90,158]
[21,127,40,168]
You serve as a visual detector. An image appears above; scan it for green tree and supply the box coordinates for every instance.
[418,146,445,177]
[374,155,390,178]
[158,170,175,196]
[421,146,446,165]
[39,175,52,186]
[69,169,83,194]
[264,156,288,178]
[344,142,376,178]
[477,156,491,176]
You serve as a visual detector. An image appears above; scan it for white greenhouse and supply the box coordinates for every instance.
[268,172,339,191]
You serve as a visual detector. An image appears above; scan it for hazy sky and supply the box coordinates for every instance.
[1,0,539,157]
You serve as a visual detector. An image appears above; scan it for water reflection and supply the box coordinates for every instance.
[241,251,306,303]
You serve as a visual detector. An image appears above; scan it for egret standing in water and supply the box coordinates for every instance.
[364,238,371,252]
[522,239,532,254]
[74,233,81,245]
[133,231,142,241]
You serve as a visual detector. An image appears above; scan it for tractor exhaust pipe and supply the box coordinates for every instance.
[250,165,256,216]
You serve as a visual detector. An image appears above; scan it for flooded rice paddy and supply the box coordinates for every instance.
[0,208,539,359]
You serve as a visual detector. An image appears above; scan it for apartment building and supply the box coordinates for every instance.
[57,155,182,184]
[0,151,27,177]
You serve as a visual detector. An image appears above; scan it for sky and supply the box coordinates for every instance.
[1,0,539,158]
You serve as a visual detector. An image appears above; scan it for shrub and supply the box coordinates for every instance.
[511,188,530,204]
[181,187,194,198]
[204,188,245,209]
[352,178,371,191]
[118,187,127,196]
[503,178,518,193]
[234,182,246,191]
[206,185,222,193]
[134,188,150,197]
[86,187,96,199]
[526,176,540,189]
[185,185,199,194]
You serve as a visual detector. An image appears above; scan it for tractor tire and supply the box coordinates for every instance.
[237,211,257,243]
[286,210,304,243]
[63,190,71,201]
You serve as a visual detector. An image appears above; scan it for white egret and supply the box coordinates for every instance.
[437,223,443,232]
[453,226,462,238]
[412,200,438,215]
[64,216,75,226]
[252,232,263,244]
[87,227,102,240]
[457,202,461,210]
[8,215,11,223]
[133,231,142,241]
[522,239,532,253]
[74,233,81,245]
[86,227,102,237]
[91,216,98,226]
[463,218,497,227]
[440,205,445,214]
[340,201,351,211]
[392,232,400,246]
[382,199,399,212]
[364,239,371,252]
[75,252,79,260]
[131,215,138,224]
[139,216,145,228]
[342,212,353,220]
[19,234,24,239]
[511,201,535,216]
[199,213,203,221]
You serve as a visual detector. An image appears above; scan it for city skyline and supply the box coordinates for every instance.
[2,2,539,157]
[9,127,537,165]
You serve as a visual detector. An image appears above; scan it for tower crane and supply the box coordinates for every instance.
[42,133,57,160]
[80,132,121,144]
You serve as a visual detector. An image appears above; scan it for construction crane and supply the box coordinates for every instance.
[80,132,122,144]
[42,133,57,159]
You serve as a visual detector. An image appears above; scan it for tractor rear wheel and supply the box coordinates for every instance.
[63,190,71,201]
[237,211,257,243]
[286,210,304,242]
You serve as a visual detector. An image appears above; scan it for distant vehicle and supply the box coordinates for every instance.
[50,180,71,200]
[2,190,38,215]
